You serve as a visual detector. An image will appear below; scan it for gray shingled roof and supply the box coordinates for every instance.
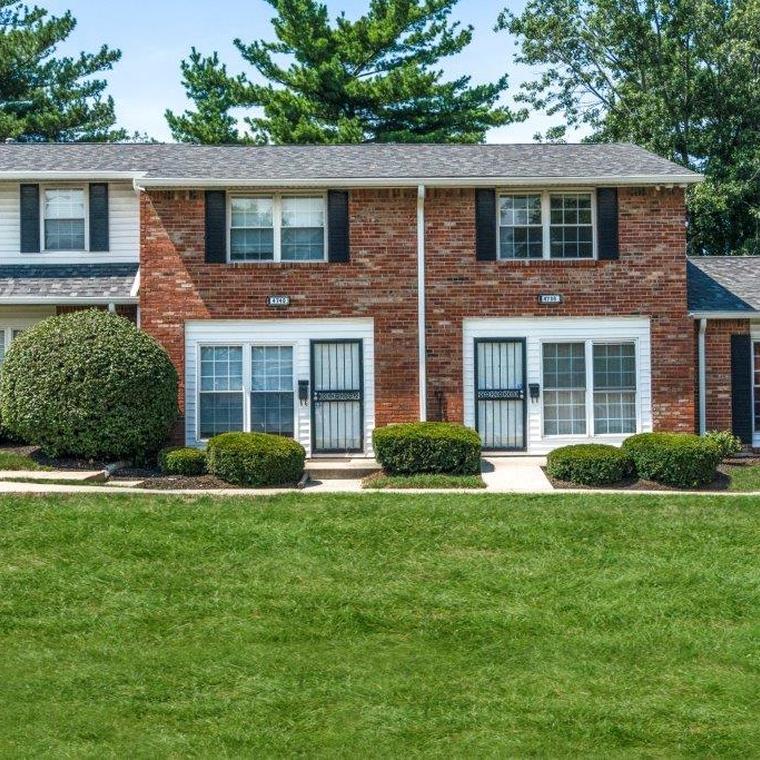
[0,142,700,183]
[688,257,760,313]
[0,264,138,300]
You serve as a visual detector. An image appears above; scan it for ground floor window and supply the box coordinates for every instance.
[754,341,760,433]
[0,327,26,365]
[199,343,296,440]
[543,340,638,437]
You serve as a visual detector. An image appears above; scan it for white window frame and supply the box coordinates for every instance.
[227,192,328,263]
[40,185,89,253]
[196,340,298,442]
[497,188,597,261]
[0,325,27,364]
[540,337,641,439]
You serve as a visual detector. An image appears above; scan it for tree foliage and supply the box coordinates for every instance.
[0,1,124,142]
[167,0,517,145]
[499,0,760,255]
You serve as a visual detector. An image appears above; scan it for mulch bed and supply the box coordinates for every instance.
[544,466,737,492]
[1,443,112,472]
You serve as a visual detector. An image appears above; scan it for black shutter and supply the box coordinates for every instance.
[20,184,40,253]
[205,190,227,263]
[596,187,619,260]
[89,183,109,252]
[730,334,753,444]
[327,190,349,262]
[475,188,496,261]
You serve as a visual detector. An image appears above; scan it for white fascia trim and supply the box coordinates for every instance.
[689,310,758,320]
[129,268,141,298]
[0,296,138,305]
[138,174,703,189]
[0,171,146,181]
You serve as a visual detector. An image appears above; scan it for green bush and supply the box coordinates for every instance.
[704,430,743,459]
[159,446,207,476]
[546,444,633,486]
[622,432,721,488]
[0,310,178,461]
[372,422,481,475]
[207,432,305,487]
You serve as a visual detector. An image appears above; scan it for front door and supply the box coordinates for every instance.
[475,338,527,450]
[311,340,363,453]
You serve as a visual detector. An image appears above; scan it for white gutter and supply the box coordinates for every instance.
[137,174,702,190]
[689,310,759,320]
[417,184,426,421]
[0,296,138,305]
[698,318,707,434]
[0,171,145,181]
[129,268,141,298]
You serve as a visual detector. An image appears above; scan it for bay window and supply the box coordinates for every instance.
[498,191,595,260]
[229,194,326,262]
[543,340,638,437]
[43,188,86,251]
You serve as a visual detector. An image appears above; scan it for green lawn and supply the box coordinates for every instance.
[1,492,759,758]
[363,472,485,488]
[0,450,48,471]
[725,464,760,492]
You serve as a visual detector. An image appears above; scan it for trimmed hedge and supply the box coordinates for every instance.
[546,444,633,486]
[207,432,305,487]
[622,432,721,488]
[0,310,178,461]
[373,422,481,475]
[159,446,207,476]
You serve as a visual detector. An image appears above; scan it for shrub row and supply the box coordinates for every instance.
[159,446,207,476]
[548,432,726,488]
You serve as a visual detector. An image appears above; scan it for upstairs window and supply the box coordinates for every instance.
[498,191,595,260]
[44,188,86,251]
[229,194,326,262]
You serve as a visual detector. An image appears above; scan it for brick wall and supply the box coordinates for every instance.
[140,184,695,441]
[698,319,751,432]
[139,189,420,431]
[424,186,695,432]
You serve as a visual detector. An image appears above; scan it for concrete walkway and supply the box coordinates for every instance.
[482,456,552,492]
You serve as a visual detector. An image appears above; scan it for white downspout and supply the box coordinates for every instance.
[417,184,427,421]
[698,317,707,434]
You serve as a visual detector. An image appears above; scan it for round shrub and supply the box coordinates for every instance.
[546,444,633,486]
[207,432,305,487]
[704,430,742,459]
[622,432,721,488]
[373,422,481,475]
[159,446,207,476]
[0,310,178,461]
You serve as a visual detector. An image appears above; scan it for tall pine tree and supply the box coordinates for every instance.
[0,1,124,142]
[167,0,517,144]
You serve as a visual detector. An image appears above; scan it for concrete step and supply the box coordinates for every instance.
[305,458,381,480]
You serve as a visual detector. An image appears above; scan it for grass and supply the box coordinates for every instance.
[1,492,759,757]
[725,464,760,492]
[363,472,485,488]
[0,450,48,471]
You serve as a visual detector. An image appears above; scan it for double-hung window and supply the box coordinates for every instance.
[43,188,86,251]
[229,194,326,262]
[542,341,638,437]
[0,327,25,366]
[199,346,244,439]
[498,191,595,260]
[198,343,296,440]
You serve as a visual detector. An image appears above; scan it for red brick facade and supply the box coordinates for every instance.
[139,184,696,441]
[698,319,751,432]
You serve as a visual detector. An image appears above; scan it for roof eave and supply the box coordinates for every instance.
[0,296,139,305]
[689,310,759,319]
[0,171,146,181]
[136,173,703,189]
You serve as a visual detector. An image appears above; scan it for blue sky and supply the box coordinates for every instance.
[44,0,579,143]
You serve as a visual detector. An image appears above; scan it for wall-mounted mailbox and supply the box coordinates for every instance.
[298,380,310,405]
[529,383,541,402]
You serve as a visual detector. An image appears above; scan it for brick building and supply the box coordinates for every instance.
[0,142,755,454]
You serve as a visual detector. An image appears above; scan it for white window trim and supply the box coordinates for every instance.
[497,188,597,261]
[196,341,298,442]
[539,337,641,439]
[226,192,328,263]
[0,325,28,363]
[40,184,89,253]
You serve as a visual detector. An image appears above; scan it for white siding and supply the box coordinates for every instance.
[0,181,138,263]
[463,317,652,454]
[185,318,375,457]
